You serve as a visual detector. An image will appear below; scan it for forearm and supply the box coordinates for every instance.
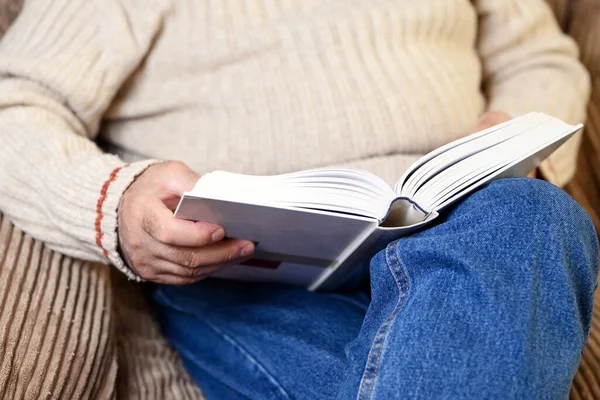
[0,103,158,278]
[0,0,168,277]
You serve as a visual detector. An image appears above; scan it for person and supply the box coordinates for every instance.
[0,0,597,398]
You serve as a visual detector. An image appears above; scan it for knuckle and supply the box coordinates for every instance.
[226,249,235,263]
[225,246,239,263]
[137,267,154,280]
[168,161,187,174]
[129,253,144,269]
[141,212,155,236]
[156,224,174,244]
[196,224,216,244]
[178,251,197,269]
[143,270,159,282]
[127,236,143,250]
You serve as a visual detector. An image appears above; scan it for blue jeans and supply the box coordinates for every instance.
[150,178,599,399]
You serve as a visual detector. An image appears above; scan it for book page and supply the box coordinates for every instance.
[398,113,552,199]
[414,117,563,203]
[431,125,580,211]
[393,113,537,194]
[412,120,582,211]
[186,167,396,221]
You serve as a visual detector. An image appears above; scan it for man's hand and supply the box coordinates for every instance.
[472,111,511,133]
[473,111,536,178]
[117,161,255,284]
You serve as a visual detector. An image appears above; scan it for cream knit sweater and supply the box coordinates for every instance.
[0,0,590,279]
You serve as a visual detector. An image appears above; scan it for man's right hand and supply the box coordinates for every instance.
[117,161,255,285]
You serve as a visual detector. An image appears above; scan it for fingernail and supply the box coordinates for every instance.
[211,228,225,242]
[240,243,254,257]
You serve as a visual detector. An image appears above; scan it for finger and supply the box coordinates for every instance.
[151,275,195,285]
[147,260,227,282]
[146,272,200,285]
[142,199,225,247]
[156,239,255,268]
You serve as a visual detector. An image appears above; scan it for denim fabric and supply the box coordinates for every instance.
[151,178,599,399]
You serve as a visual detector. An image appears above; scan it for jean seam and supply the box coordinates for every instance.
[357,242,410,400]
[154,290,292,400]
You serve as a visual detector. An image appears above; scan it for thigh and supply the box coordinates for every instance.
[340,178,598,399]
[150,279,370,400]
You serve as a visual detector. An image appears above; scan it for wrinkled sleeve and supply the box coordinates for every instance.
[0,0,171,279]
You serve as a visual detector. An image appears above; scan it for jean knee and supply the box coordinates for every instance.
[444,178,599,292]
[494,178,598,285]
[481,179,592,233]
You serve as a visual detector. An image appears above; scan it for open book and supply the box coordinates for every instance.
[174,112,583,291]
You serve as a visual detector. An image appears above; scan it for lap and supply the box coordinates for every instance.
[151,178,599,399]
[151,280,369,400]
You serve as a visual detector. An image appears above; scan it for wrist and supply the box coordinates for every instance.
[100,159,161,280]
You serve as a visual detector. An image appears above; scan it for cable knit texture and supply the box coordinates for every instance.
[0,0,591,281]
[0,1,599,399]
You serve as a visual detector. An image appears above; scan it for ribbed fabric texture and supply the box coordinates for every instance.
[562,2,600,394]
[0,213,118,399]
[0,0,165,279]
[0,0,591,281]
[0,213,203,399]
[562,0,600,232]
[111,268,203,400]
[571,292,600,399]
[0,1,598,399]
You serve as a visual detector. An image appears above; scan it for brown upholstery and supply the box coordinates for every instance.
[0,215,202,399]
[559,1,600,397]
[0,0,599,399]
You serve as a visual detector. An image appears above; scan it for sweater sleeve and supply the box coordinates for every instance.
[475,0,591,187]
[0,0,171,279]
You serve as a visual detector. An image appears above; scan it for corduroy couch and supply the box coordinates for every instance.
[0,0,599,398]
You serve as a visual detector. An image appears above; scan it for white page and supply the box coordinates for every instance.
[408,117,575,210]
[414,119,559,205]
[429,124,582,211]
[416,134,551,210]
[401,113,553,198]
[289,177,392,198]
[187,167,395,221]
[394,112,542,194]
[420,161,497,207]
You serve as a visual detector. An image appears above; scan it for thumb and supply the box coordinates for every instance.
[161,161,201,196]
[151,161,200,211]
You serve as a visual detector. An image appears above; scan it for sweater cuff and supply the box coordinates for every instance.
[95,159,161,280]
